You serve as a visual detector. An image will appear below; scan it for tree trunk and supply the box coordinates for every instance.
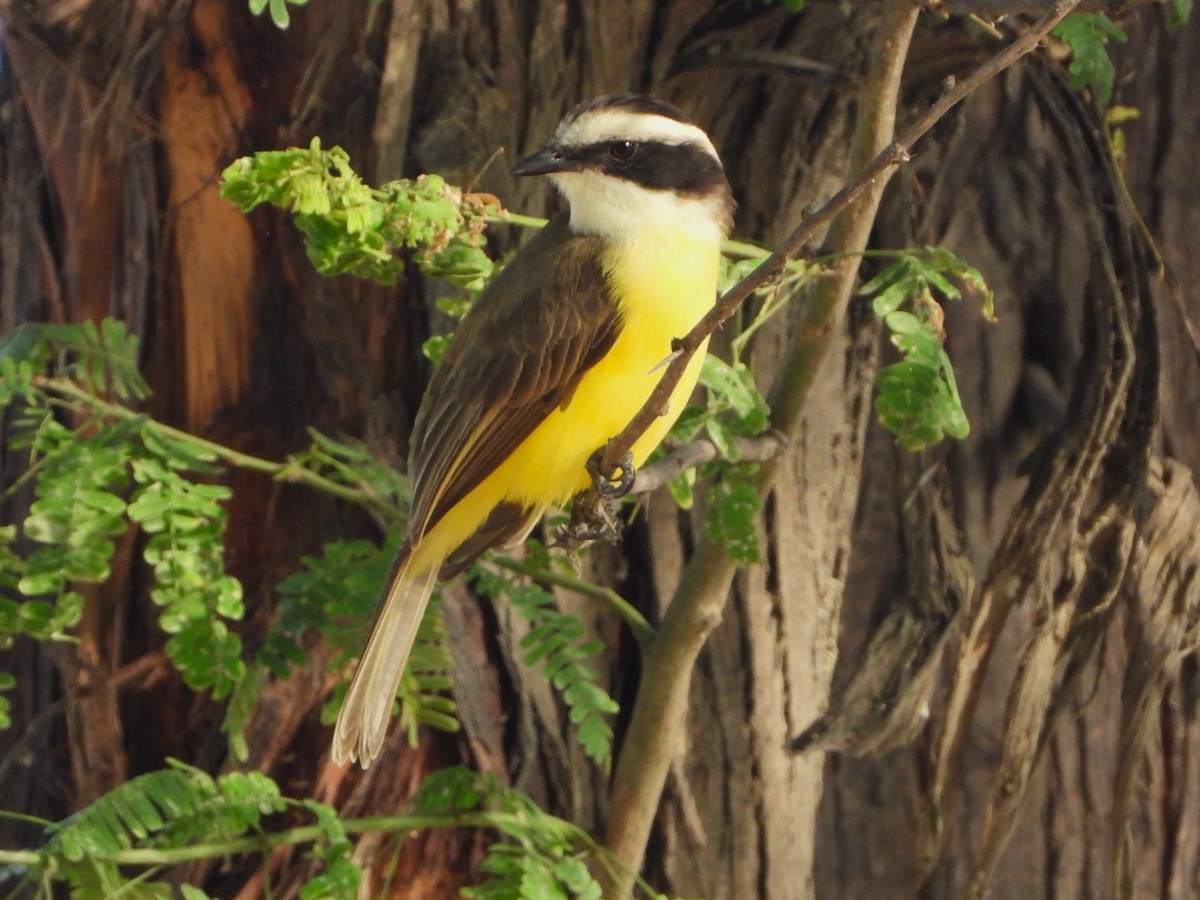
[2,2,1199,898]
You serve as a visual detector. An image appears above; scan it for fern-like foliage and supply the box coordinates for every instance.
[221,140,502,365]
[13,760,361,899]
[393,592,460,741]
[473,554,619,767]
[264,536,459,742]
[220,667,260,763]
[285,428,413,522]
[0,669,14,730]
[0,319,247,709]
[260,538,391,677]
[33,759,283,900]
[296,799,362,900]
[0,415,138,746]
[412,766,604,900]
[11,417,132,610]
[46,760,282,861]
[247,0,310,29]
[1052,13,1128,105]
[0,318,149,401]
[127,448,245,699]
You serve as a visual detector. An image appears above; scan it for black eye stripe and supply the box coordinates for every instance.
[561,140,726,197]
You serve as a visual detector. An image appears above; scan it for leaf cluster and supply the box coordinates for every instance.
[412,766,605,900]
[0,318,149,403]
[1,323,247,707]
[859,247,989,450]
[130,442,245,698]
[473,550,620,768]
[662,354,769,563]
[247,0,309,28]
[262,535,460,744]
[283,428,412,522]
[9,760,358,899]
[1052,13,1128,106]
[220,139,496,290]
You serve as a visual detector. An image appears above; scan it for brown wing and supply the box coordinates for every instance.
[405,214,620,542]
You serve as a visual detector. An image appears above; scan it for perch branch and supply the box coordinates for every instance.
[595,2,1080,896]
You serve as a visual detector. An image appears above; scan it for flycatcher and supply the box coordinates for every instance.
[333,94,734,766]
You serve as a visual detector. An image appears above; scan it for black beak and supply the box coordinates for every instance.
[509,144,573,177]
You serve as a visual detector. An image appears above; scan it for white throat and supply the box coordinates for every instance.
[552,171,728,247]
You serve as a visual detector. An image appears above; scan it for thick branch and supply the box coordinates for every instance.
[632,433,785,493]
[596,2,1080,896]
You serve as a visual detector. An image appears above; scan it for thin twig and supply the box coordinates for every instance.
[36,376,398,515]
[929,0,1147,14]
[492,555,655,642]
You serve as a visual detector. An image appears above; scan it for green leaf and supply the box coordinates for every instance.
[270,0,291,28]
[1052,13,1128,105]
[220,669,258,762]
[884,309,922,336]
[297,798,362,900]
[691,355,770,445]
[17,570,62,598]
[666,404,708,444]
[410,765,487,813]
[665,467,696,510]
[1168,0,1192,28]
[704,468,762,564]
[699,355,753,418]
[858,247,981,449]
[873,323,971,451]
[705,416,738,460]
[870,278,912,318]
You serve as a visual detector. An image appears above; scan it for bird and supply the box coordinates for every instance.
[332,93,734,767]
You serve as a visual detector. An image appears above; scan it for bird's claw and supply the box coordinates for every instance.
[587,450,636,499]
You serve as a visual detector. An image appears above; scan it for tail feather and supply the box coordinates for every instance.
[331,559,438,767]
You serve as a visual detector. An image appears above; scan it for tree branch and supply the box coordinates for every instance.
[929,0,1148,14]
[596,1,1081,895]
[632,433,785,493]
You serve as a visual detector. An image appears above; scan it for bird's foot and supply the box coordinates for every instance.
[554,489,624,550]
[587,449,636,499]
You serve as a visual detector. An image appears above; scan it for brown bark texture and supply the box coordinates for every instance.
[0,0,1198,898]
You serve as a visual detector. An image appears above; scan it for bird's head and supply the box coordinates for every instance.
[510,94,734,244]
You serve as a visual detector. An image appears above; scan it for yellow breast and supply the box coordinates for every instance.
[410,227,721,571]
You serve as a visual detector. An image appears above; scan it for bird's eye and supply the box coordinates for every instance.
[607,140,638,162]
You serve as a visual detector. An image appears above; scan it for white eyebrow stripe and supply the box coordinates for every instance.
[556,109,720,162]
